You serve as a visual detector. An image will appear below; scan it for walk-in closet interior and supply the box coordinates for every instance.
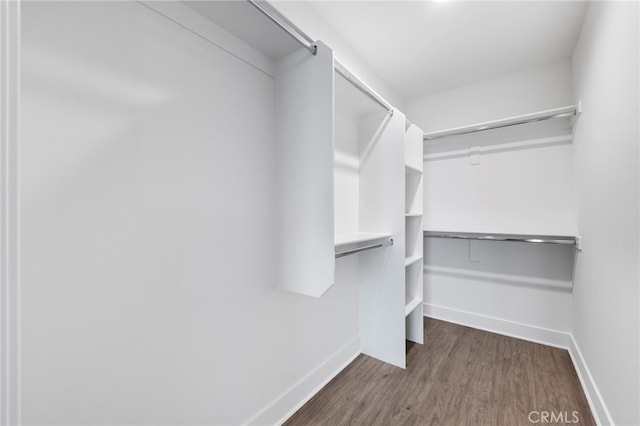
[0,1,638,425]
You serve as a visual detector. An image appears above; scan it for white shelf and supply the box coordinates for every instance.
[423,104,580,141]
[404,297,423,317]
[405,164,423,176]
[423,230,577,247]
[404,254,423,267]
[334,232,392,249]
[405,123,425,345]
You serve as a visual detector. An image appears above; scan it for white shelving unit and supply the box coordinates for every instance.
[404,123,424,344]
[334,70,407,368]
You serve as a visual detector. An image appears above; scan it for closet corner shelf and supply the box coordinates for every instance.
[422,103,581,141]
[405,297,423,317]
[404,254,423,267]
[424,230,577,247]
[405,164,423,175]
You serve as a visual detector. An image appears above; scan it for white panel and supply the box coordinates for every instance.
[275,41,334,298]
[422,132,576,236]
[405,215,422,257]
[0,1,20,424]
[358,109,406,368]
[404,124,423,170]
[406,306,424,345]
[404,124,424,345]
[333,82,360,234]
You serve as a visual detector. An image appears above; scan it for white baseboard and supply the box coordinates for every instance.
[567,336,613,426]
[244,337,360,426]
[424,303,571,349]
[424,303,612,426]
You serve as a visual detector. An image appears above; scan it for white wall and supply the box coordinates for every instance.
[407,59,576,340]
[407,59,574,133]
[20,2,358,424]
[334,81,361,234]
[409,59,577,236]
[571,2,640,424]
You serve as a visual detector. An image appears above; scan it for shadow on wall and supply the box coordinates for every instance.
[424,119,574,161]
[424,237,575,293]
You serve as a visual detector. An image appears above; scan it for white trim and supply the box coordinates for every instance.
[0,1,20,425]
[138,1,275,77]
[568,336,613,426]
[424,304,571,349]
[243,337,360,426]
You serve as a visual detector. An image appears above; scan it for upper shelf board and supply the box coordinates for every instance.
[335,232,393,249]
[424,230,578,247]
[423,103,581,141]
[183,1,301,61]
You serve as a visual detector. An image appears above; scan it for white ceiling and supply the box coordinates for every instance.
[309,1,589,102]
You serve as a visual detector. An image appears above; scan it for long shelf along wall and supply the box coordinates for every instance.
[404,122,424,345]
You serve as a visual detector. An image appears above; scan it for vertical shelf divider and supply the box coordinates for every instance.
[404,123,424,345]
[358,109,407,369]
[274,41,335,297]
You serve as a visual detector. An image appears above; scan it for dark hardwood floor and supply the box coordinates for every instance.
[285,318,595,425]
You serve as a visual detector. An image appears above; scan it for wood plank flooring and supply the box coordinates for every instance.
[285,318,595,425]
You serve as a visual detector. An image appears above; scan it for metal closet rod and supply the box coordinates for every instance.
[424,231,577,247]
[335,238,394,259]
[247,0,317,55]
[423,104,580,141]
[334,59,394,116]
[246,0,394,116]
